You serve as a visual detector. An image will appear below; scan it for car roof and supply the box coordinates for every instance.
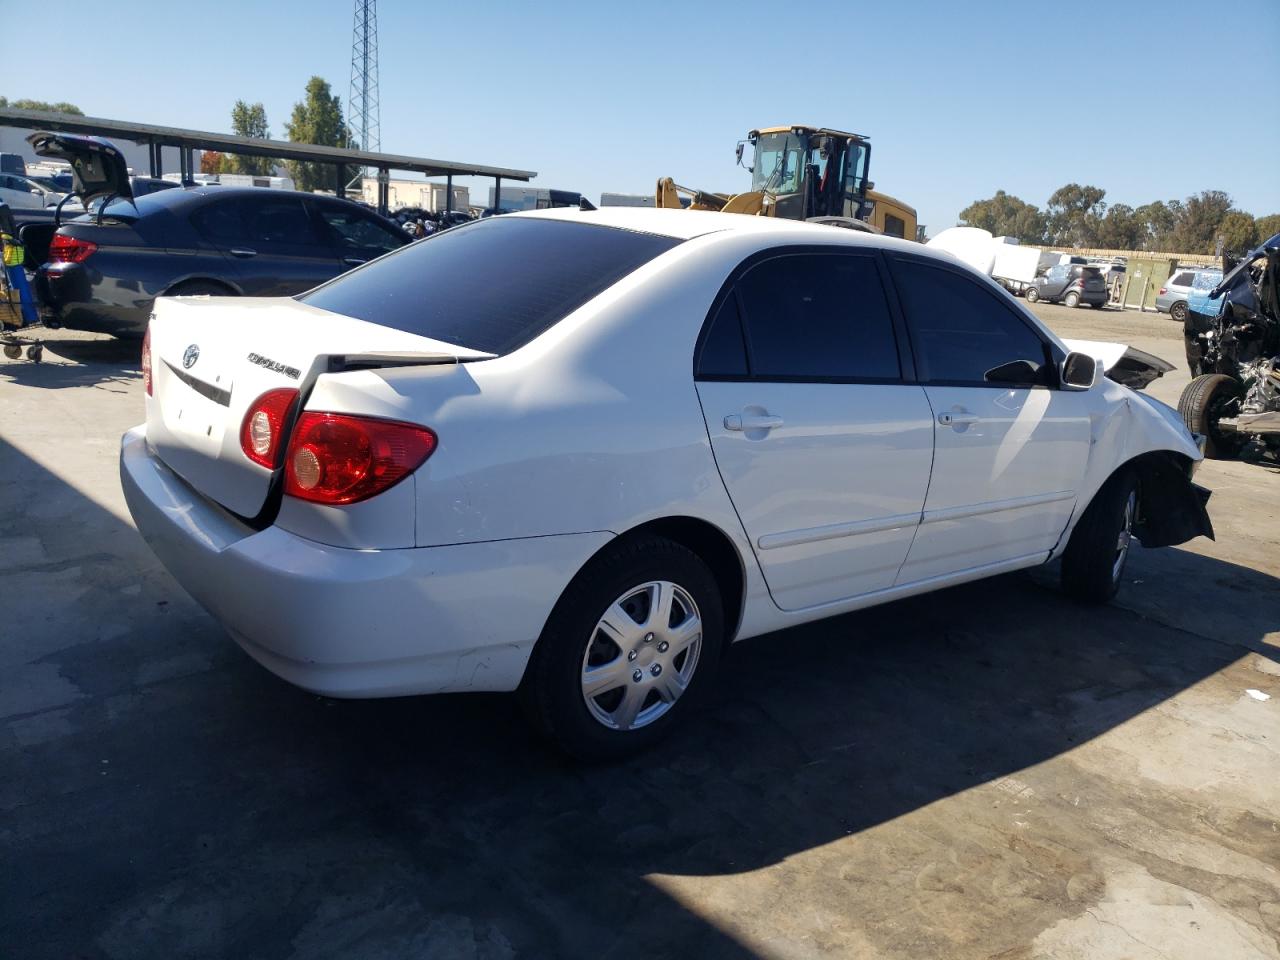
[506,205,927,252]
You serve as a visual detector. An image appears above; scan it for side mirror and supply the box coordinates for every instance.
[735,142,745,165]
[985,359,1043,385]
[1061,351,1098,390]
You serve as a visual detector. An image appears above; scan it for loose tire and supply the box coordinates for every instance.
[1170,301,1188,323]
[1061,469,1139,604]
[1064,291,1081,308]
[521,536,723,761]
[1178,373,1245,460]
[1025,287,1040,304]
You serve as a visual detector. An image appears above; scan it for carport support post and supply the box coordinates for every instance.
[335,164,345,199]
[494,176,502,213]
[376,167,389,216]
[446,174,453,215]
[148,144,159,179]
[183,148,194,184]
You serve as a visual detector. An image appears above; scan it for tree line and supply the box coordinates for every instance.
[959,185,1278,256]
[199,76,350,192]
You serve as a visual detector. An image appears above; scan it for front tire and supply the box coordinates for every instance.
[1064,291,1081,308]
[1061,469,1138,604]
[1178,373,1245,460]
[1025,287,1040,303]
[521,536,723,761]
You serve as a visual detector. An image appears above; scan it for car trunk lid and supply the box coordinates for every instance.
[145,296,491,518]
[26,132,132,207]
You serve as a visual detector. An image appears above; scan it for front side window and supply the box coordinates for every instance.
[892,259,1049,386]
[318,205,405,255]
[727,253,900,381]
[301,217,681,356]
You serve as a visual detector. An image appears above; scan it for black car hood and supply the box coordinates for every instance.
[26,132,132,205]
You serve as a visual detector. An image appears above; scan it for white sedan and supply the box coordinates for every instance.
[121,208,1213,759]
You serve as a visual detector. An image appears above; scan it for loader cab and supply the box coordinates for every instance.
[743,126,871,222]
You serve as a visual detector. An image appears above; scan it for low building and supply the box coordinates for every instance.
[360,176,468,213]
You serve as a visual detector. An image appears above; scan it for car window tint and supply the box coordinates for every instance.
[318,206,405,255]
[893,259,1047,385]
[696,294,748,378]
[299,217,681,355]
[735,254,900,380]
[190,200,244,244]
[243,198,317,246]
[1172,272,1194,286]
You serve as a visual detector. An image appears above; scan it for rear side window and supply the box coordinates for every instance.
[300,217,681,355]
[1172,271,1194,286]
[892,259,1048,386]
[733,253,900,381]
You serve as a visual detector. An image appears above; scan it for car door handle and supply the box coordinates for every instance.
[725,414,784,432]
[937,412,980,426]
[229,247,257,258]
[342,256,367,266]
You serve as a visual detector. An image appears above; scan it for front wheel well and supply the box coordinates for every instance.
[1089,450,1211,549]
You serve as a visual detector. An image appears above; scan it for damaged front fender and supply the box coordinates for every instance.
[1132,452,1215,548]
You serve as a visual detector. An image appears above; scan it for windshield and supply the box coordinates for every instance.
[751,133,805,194]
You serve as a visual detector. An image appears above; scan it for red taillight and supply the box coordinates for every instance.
[141,326,153,397]
[1158,287,1168,295]
[283,413,437,505]
[239,388,299,468]
[48,233,97,264]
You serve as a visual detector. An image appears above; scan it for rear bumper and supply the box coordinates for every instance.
[120,425,612,698]
[36,262,151,336]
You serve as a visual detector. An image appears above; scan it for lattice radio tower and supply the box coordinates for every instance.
[348,0,381,154]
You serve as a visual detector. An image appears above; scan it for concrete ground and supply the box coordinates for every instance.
[1,304,1277,960]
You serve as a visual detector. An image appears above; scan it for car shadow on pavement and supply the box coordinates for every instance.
[2,436,1277,960]
[0,332,140,392]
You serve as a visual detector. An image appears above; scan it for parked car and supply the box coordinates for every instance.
[1025,263,1109,308]
[122,208,1213,760]
[0,172,78,211]
[1156,267,1221,323]
[28,132,409,337]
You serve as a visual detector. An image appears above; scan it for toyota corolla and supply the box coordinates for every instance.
[121,208,1213,759]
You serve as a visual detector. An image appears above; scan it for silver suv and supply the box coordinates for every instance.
[1156,267,1217,322]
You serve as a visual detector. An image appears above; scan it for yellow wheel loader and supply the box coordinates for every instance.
[656,125,917,239]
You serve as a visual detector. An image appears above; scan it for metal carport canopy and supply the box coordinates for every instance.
[0,107,537,181]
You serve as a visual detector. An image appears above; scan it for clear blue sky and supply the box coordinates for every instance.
[5,0,1278,230]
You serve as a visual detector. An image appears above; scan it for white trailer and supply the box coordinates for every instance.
[927,227,1042,296]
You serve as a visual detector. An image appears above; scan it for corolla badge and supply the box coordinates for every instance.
[182,344,200,369]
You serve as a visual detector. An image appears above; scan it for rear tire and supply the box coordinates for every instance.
[1090,301,1106,309]
[165,280,237,298]
[1062,469,1138,604]
[1064,291,1081,308]
[1170,301,1188,323]
[521,536,723,762]
[1178,373,1245,460]
[1025,287,1040,303]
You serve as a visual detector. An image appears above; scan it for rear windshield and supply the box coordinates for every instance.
[299,217,683,355]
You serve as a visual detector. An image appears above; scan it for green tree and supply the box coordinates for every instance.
[1253,213,1280,243]
[0,97,84,115]
[283,77,349,193]
[1134,200,1180,250]
[220,100,276,176]
[1169,190,1233,254]
[1093,203,1143,250]
[1045,183,1107,247]
[958,190,1047,243]
[1216,211,1258,256]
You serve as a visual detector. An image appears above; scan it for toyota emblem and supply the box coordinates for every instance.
[182,344,200,369]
